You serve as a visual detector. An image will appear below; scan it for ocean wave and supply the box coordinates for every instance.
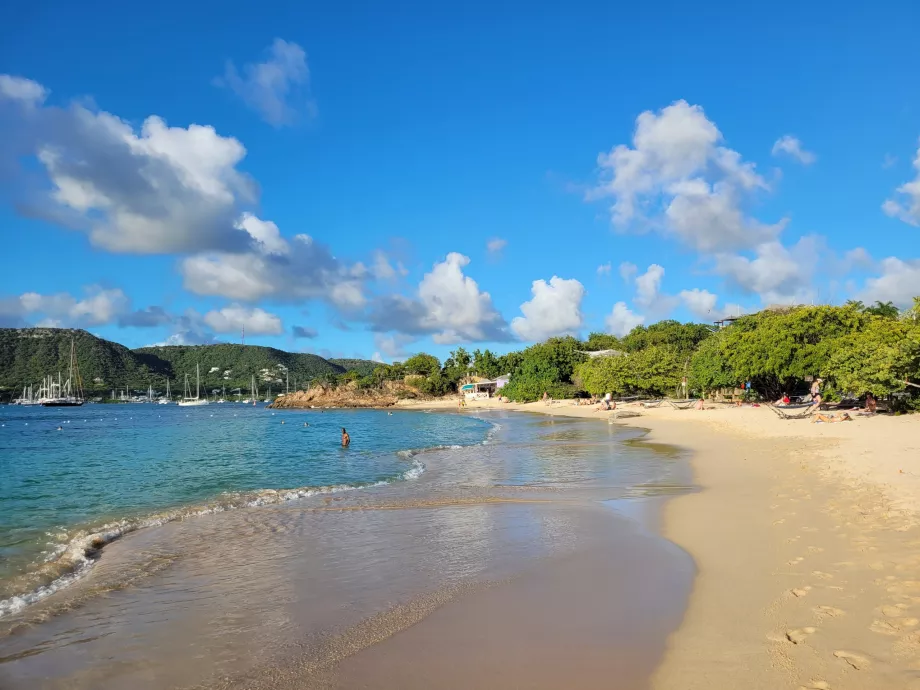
[0,453,430,620]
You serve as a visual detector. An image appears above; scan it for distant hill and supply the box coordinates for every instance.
[0,328,380,397]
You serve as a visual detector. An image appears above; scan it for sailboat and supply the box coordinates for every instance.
[41,338,85,407]
[263,385,272,404]
[158,379,171,404]
[252,375,258,406]
[217,385,226,404]
[178,364,208,406]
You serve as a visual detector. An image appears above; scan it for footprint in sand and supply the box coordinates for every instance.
[788,557,806,565]
[869,561,886,571]
[870,617,919,635]
[815,605,845,618]
[791,586,813,597]
[812,571,834,580]
[773,519,786,525]
[834,650,871,669]
[881,604,909,617]
[807,546,825,554]
[786,627,817,644]
[797,682,830,690]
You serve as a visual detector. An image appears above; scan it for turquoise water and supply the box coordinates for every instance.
[0,404,492,614]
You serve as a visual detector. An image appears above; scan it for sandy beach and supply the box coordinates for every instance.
[397,397,920,689]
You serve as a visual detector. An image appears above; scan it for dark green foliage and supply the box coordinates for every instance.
[582,332,623,351]
[0,328,379,397]
[441,347,472,386]
[402,353,441,377]
[577,345,684,398]
[621,320,714,355]
[845,299,901,319]
[471,349,502,379]
[498,337,586,402]
[328,359,381,377]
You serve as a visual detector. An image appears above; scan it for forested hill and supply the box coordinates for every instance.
[0,328,380,395]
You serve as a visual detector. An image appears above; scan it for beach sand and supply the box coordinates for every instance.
[399,397,920,689]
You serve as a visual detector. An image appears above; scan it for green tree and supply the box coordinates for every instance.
[825,317,918,396]
[403,353,441,377]
[498,337,586,401]
[688,330,737,394]
[582,332,622,352]
[471,349,502,379]
[864,301,900,319]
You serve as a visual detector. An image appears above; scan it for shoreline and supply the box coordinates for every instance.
[401,397,919,689]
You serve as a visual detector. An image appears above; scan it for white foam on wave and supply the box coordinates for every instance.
[0,420,494,620]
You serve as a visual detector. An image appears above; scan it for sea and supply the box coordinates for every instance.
[0,403,695,689]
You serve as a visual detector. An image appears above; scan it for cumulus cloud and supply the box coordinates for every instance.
[181,221,366,309]
[216,39,314,127]
[367,250,407,280]
[771,135,816,165]
[678,288,742,320]
[597,262,612,275]
[11,286,130,326]
[883,140,920,225]
[714,239,817,305]
[1,75,257,254]
[373,333,417,359]
[291,325,318,339]
[860,257,920,307]
[619,261,638,282]
[589,100,781,252]
[203,304,283,335]
[0,74,48,106]
[367,252,510,343]
[605,302,644,337]
[510,276,585,342]
[634,264,665,307]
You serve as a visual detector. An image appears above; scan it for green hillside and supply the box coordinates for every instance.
[0,328,381,398]
[133,344,349,394]
[328,358,381,377]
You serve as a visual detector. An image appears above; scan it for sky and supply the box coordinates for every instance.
[2,0,920,362]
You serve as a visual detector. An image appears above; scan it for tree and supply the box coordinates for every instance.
[582,332,622,352]
[498,337,586,401]
[689,330,737,394]
[471,349,502,379]
[825,317,917,397]
[403,353,441,377]
[442,347,472,386]
[577,346,683,398]
[621,320,714,355]
[864,301,900,319]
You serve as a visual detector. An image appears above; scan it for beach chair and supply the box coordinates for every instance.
[767,403,815,420]
[667,399,696,410]
[641,400,663,408]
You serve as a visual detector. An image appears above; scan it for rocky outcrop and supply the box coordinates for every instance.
[267,381,423,409]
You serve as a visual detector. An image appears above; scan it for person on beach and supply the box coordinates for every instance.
[341,428,350,447]
[810,378,822,399]
[864,392,877,414]
[812,412,852,423]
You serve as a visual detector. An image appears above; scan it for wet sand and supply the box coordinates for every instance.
[411,398,920,689]
[0,412,694,690]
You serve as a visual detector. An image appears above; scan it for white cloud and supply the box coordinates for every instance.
[180,221,366,309]
[216,39,313,127]
[486,237,508,254]
[714,239,816,305]
[634,264,665,307]
[597,262,612,275]
[371,352,384,363]
[882,140,920,226]
[605,302,644,337]
[369,250,407,280]
[203,304,283,335]
[510,276,585,342]
[0,74,48,106]
[589,100,780,252]
[1,77,257,254]
[771,135,816,165]
[619,261,638,282]
[13,286,130,326]
[373,333,417,358]
[678,288,742,320]
[368,252,509,343]
[860,257,920,307]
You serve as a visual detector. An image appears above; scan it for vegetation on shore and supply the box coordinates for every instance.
[4,297,918,409]
[0,329,378,397]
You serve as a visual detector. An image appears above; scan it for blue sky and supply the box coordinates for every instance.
[2,0,920,362]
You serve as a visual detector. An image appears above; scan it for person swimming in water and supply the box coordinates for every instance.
[341,427,350,447]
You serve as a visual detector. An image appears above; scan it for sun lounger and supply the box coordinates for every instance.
[667,399,696,410]
[642,400,663,408]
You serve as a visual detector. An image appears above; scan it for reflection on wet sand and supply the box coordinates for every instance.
[0,412,694,690]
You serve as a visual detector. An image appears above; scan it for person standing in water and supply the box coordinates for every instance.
[341,427,350,447]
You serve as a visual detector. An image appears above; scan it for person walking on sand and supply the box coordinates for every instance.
[341,427,350,447]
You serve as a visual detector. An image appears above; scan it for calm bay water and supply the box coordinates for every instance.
[0,403,493,615]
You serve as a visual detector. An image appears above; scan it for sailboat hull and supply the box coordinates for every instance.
[177,399,209,407]
[41,400,85,407]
